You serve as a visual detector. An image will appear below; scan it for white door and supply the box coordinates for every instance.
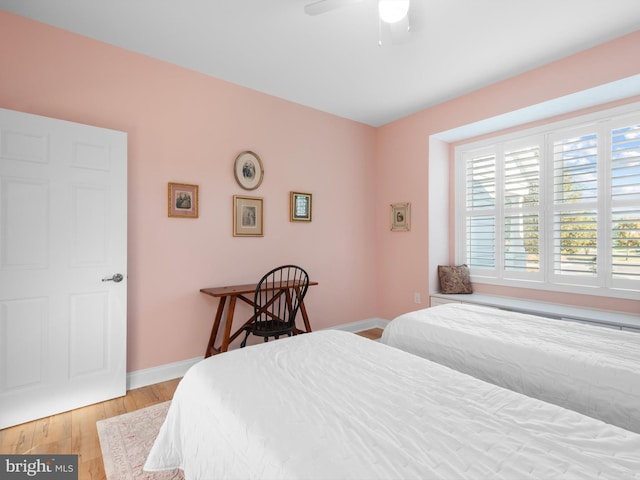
[0,109,127,429]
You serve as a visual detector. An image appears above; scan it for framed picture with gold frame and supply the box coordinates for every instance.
[168,182,198,218]
[233,195,264,236]
[290,191,312,222]
[391,202,410,231]
[234,151,264,190]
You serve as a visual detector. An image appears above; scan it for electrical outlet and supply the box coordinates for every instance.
[414,292,421,304]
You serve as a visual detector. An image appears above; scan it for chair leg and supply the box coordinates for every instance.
[240,330,250,348]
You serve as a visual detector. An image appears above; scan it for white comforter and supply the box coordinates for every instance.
[145,330,640,479]
[381,303,640,433]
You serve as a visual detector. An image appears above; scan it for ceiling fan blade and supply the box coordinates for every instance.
[304,0,364,16]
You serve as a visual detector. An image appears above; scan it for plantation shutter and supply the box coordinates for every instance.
[551,128,599,281]
[465,151,496,270]
[611,121,640,284]
[503,143,541,274]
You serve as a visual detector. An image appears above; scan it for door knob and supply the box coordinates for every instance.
[102,273,124,283]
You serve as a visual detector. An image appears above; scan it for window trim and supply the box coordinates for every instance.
[454,101,640,300]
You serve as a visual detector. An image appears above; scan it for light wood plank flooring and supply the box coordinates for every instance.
[0,330,382,479]
[0,378,180,480]
[356,327,384,340]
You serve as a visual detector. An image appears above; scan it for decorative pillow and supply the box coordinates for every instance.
[438,265,473,294]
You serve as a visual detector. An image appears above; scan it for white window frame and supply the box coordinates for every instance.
[454,102,640,300]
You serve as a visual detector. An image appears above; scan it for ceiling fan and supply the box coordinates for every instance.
[304,0,411,44]
[304,0,365,16]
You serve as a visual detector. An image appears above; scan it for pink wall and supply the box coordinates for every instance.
[1,11,638,373]
[375,30,640,319]
[0,11,378,371]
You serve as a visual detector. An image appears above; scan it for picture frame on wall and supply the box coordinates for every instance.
[234,151,264,191]
[168,182,199,218]
[290,191,312,222]
[391,202,410,231]
[233,195,264,236]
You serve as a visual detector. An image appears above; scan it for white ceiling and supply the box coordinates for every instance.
[1,0,639,126]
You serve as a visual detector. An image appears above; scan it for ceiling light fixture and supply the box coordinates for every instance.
[377,0,410,46]
[303,0,410,46]
[378,0,410,24]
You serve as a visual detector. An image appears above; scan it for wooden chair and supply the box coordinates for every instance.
[240,265,310,347]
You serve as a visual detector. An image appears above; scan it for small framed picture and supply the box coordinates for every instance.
[168,183,198,218]
[233,195,264,236]
[391,202,410,231]
[290,192,312,222]
[234,151,264,190]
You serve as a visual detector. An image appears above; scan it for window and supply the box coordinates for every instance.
[465,150,496,270]
[455,105,640,298]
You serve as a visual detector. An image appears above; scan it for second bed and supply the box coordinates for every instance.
[381,302,640,433]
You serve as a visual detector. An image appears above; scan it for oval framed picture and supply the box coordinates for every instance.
[234,151,264,190]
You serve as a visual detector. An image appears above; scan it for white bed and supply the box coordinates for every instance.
[381,302,640,434]
[145,330,640,479]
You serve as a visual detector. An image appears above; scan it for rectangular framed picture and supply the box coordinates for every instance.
[168,182,199,218]
[290,192,312,222]
[233,195,264,236]
[391,202,410,231]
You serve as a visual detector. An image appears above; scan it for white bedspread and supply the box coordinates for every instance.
[381,303,640,434]
[145,330,640,479]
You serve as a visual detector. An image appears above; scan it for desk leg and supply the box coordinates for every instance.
[220,296,237,353]
[205,296,226,358]
[299,300,312,333]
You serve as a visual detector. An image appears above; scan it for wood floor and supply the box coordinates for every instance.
[0,329,382,479]
[356,327,384,340]
[0,378,181,479]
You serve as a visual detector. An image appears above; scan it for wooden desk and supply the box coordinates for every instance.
[200,281,318,357]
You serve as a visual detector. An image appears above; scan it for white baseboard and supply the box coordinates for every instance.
[127,356,202,391]
[326,317,389,333]
[126,317,389,391]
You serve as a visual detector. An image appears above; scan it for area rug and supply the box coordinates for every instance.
[97,401,183,480]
